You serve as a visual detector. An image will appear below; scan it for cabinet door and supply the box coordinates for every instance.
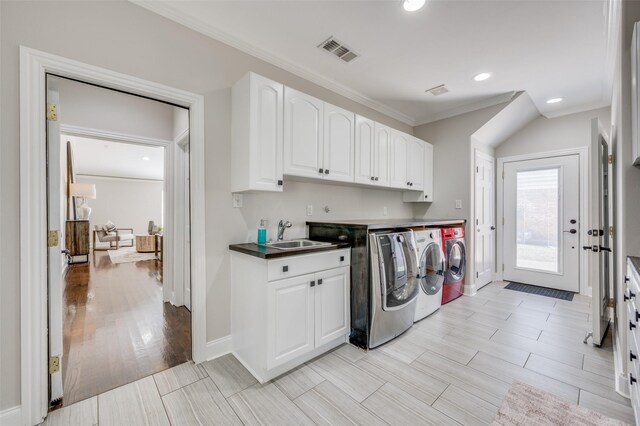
[267,273,315,369]
[389,130,409,188]
[355,115,375,184]
[314,266,350,347]
[423,142,434,201]
[284,88,324,178]
[374,123,391,187]
[251,74,284,191]
[323,103,355,183]
[407,137,425,191]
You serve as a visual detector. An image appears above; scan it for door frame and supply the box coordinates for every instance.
[472,149,496,292]
[496,147,589,295]
[20,46,206,426]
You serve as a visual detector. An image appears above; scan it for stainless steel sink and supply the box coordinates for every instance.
[266,239,334,250]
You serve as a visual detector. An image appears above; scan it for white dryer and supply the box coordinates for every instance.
[414,229,445,321]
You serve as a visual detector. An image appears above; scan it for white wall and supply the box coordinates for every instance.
[496,107,611,158]
[0,0,413,410]
[76,176,163,240]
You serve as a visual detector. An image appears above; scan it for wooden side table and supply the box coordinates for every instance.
[66,220,90,264]
[135,235,156,253]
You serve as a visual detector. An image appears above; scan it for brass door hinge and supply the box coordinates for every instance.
[608,154,614,165]
[48,230,59,248]
[46,103,58,121]
[608,298,615,308]
[49,356,60,374]
[609,226,614,237]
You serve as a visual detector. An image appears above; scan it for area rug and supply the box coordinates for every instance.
[492,381,628,425]
[504,281,574,301]
[107,246,157,264]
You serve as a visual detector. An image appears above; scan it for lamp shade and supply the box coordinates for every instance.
[70,183,96,199]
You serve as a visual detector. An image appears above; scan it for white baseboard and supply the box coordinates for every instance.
[204,335,232,361]
[0,405,21,426]
[463,283,477,296]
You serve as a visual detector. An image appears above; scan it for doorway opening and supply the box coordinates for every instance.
[47,75,192,407]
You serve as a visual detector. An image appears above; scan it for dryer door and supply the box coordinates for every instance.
[377,232,419,311]
[446,239,466,282]
[419,242,445,295]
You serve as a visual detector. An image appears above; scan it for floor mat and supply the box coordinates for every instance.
[504,281,574,301]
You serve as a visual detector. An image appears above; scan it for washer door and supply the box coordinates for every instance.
[377,233,419,310]
[447,240,466,282]
[419,243,445,295]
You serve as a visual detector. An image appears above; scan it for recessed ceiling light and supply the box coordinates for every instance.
[473,72,492,82]
[546,97,564,104]
[402,0,426,12]
[142,156,150,161]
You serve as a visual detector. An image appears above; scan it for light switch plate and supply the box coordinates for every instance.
[306,205,313,216]
[232,193,243,208]
[383,206,388,216]
[455,199,462,209]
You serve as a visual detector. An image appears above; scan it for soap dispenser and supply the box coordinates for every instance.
[257,219,268,245]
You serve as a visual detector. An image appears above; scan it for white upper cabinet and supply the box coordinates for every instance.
[374,123,391,187]
[390,129,409,188]
[403,139,434,202]
[323,103,355,183]
[284,87,324,179]
[354,115,375,184]
[231,72,284,192]
[407,136,425,191]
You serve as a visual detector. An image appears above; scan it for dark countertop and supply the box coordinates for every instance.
[229,242,350,259]
[629,256,640,275]
[306,218,466,230]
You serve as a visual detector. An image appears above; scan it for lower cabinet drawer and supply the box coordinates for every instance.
[267,249,350,281]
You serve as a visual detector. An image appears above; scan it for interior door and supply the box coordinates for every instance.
[475,151,495,288]
[46,75,64,404]
[354,115,375,184]
[314,266,349,347]
[590,118,612,346]
[323,103,354,183]
[283,88,323,179]
[503,154,580,292]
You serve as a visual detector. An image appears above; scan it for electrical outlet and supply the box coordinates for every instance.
[383,206,388,216]
[455,199,462,209]
[306,205,313,216]
[232,193,243,208]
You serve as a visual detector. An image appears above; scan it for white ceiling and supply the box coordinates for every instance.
[135,0,616,126]
[66,135,165,180]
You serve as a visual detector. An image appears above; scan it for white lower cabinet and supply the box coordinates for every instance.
[231,249,350,382]
[627,258,640,423]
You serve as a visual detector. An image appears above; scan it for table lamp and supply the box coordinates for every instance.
[70,183,96,220]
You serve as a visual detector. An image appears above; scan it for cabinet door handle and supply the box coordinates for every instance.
[630,321,636,330]
[625,293,630,301]
[310,281,315,287]
[371,176,375,181]
[631,374,637,385]
[632,291,637,299]
[277,179,283,186]
[407,182,411,186]
[625,276,630,283]
[340,256,345,262]
[325,169,330,175]
[282,265,288,272]
[631,351,637,361]
[318,279,323,285]
[319,168,324,174]
[635,311,639,322]
[375,177,379,181]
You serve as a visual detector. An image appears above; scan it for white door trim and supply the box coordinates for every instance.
[496,147,589,296]
[20,46,206,426]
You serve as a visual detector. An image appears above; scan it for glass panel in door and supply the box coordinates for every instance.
[515,168,560,273]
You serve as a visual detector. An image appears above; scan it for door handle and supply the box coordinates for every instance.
[599,246,612,252]
[570,219,577,224]
[490,226,496,230]
[563,229,577,234]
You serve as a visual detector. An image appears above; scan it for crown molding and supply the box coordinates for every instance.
[414,91,516,126]
[541,99,611,119]
[130,0,417,126]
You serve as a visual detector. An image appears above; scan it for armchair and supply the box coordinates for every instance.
[92,225,135,250]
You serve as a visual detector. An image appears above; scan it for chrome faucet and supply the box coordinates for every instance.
[277,220,293,241]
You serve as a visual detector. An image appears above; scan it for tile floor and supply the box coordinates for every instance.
[42,281,634,425]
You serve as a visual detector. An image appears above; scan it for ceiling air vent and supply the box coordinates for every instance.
[318,36,359,63]
[426,84,449,96]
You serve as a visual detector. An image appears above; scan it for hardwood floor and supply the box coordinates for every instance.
[46,281,633,425]
[61,250,191,406]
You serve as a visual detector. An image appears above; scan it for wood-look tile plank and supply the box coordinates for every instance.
[548,311,590,324]
[525,353,627,404]
[579,389,635,424]
[538,331,614,362]
[273,364,325,400]
[491,329,584,369]
[379,334,428,364]
[447,328,530,366]
[98,376,169,426]
[293,381,387,426]
[468,351,580,403]
[357,351,449,404]
[331,343,367,363]
[308,353,384,402]
[467,312,542,340]
[408,327,479,364]
[362,382,460,425]
[227,383,314,426]
[411,350,511,407]
[153,361,207,396]
[201,354,257,398]
[42,397,97,426]
[432,385,498,425]
[583,355,615,378]
[161,377,242,425]
[427,311,499,339]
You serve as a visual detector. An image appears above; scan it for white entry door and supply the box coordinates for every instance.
[475,151,495,288]
[503,154,580,292]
